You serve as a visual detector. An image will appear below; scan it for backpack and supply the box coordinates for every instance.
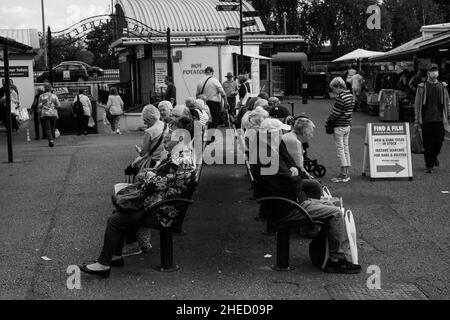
[73,95,84,116]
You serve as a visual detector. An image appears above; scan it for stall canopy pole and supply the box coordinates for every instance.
[3,46,13,163]
[240,0,244,74]
[47,26,53,85]
[167,28,173,79]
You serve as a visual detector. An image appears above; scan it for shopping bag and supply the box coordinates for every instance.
[321,186,343,208]
[411,126,424,154]
[343,209,358,265]
[136,227,152,251]
[87,116,95,128]
[17,107,29,123]
[102,112,110,125]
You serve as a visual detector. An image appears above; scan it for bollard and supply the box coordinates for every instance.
[302,83,308,104]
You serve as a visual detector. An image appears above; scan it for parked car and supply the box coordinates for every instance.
[36,63,89,83]
[60,61,104,78]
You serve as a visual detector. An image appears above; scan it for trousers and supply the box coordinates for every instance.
[41,116,56,141]
[421,122,444,168]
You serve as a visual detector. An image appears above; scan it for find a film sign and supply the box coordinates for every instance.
[363,123,413,180]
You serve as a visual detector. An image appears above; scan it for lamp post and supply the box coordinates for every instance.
[41,0,47,66]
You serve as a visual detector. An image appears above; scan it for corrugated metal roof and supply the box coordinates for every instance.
[116,0,265,35]
[0,29,40,49]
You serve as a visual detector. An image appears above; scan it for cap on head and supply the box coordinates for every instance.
[260,118,291,131]
[205,66,214,74]
[269,105,290,119]
[428,63,439,72]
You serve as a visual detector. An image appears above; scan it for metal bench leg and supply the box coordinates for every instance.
[155,228,179,272]
[272,228,294,271]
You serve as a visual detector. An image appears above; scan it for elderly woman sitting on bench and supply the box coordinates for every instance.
[79,116,196,278]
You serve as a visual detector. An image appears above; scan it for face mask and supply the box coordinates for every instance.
[429,71,439,78]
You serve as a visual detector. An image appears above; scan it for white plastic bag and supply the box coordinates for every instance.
[88,116,95,127]
[55,129,60,139]
[343,209,358,264]
[102,112,110,125]
[321,186,343,207]
[17,107,29,123]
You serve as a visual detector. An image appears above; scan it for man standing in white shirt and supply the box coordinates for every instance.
[72,89,92,136]
[196,66,227,129]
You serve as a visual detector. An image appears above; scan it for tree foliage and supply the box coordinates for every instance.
[248,0,448,53]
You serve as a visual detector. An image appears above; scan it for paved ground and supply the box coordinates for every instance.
[0,99,449,300]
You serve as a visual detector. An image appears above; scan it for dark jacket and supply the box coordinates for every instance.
[254,140,306,220]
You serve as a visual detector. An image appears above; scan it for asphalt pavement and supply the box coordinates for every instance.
[0,99,449,300]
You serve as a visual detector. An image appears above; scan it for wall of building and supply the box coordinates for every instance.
[172,44,262,103]
[172,46,221,102]
[0,54,35,109]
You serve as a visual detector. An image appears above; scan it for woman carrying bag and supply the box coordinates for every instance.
[105,87,124,134]
[326,77,355,183]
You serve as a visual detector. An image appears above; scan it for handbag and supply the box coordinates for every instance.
[17,107,29,123]
[325,121,335,134]
[136,227,152,251]
[111,183,146,212]
[125,123,167,176]
[411,126,424,154]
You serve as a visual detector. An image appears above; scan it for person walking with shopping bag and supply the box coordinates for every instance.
[326,77,355,183]
[72,89,92,136]
[38,83,61,147]
[414,63,450,173]
[105,87,124,134]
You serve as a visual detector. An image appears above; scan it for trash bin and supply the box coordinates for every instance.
[379,89,399,121]
[306,72,328,98]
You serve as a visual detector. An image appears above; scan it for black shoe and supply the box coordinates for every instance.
[324,258,362,274]
[48,140,54,147]
[110,258,125,267]
[83,131,88,135]
[434,159,439,167]
[79,264,110,278]
[77,133,82,136]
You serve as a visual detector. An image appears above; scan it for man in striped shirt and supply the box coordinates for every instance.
[326,77,355,183]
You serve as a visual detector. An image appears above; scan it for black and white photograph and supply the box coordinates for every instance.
[1,0,450,308]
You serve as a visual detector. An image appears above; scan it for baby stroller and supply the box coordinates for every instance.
[303,142,326,178]
[290,115,326,178]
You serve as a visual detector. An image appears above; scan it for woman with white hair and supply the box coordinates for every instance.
[158,100,173,123]
[326,77,355,183]
[135,104,168,169]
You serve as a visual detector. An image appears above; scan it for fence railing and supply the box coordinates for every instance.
[33,69,120,83]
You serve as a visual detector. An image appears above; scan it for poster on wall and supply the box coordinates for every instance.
[154,62,168,95]
[251,58,260,96]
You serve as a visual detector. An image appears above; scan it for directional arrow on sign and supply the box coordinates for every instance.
[376,163,405,174]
